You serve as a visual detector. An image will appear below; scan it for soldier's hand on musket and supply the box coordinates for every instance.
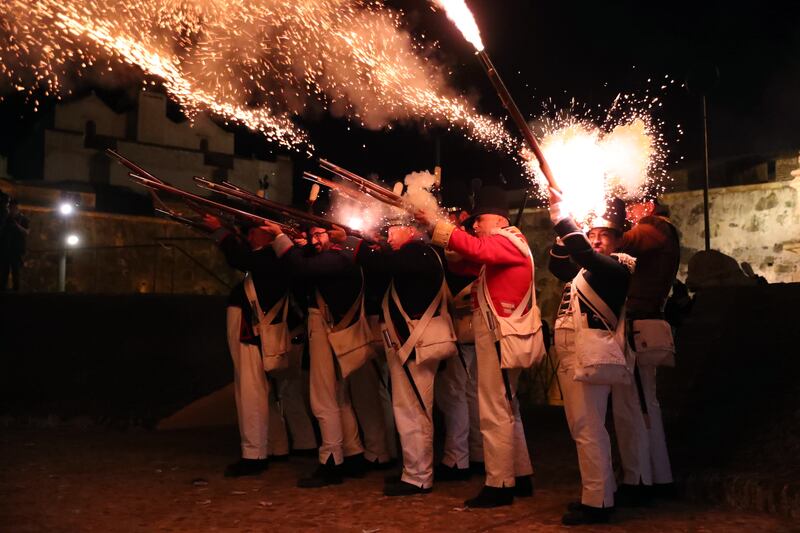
[329,224,347,244]
[203,214,222,231]
[259,220,285,236]
[413,209,435,230]
[292,230,308,247]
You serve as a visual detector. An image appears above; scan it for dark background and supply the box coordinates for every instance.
[1,0,798,205]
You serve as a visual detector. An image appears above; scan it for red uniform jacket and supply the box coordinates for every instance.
[446,227,532,317]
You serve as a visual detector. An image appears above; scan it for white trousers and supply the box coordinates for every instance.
[307,309,364,465]
[474,311,534,488]
[435,348,472,469]
[268,342,318,451]
[464,344,484,462]
[613,364,673,484]
[612,367,651,485]
[387,351,438,488]
[349,358,394,463]
[226,306,286,459]
[554,329,616,508]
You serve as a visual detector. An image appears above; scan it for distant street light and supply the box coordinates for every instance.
[65,234,80,246]
[59,202,75,216]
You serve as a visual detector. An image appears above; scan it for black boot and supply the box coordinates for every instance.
[615,483,653,507]
[224,458,269,477]
[464,485,514,508]
[561,504,613,525]
[341,453,368,478]
[383,480,432,496]
[297,459,343,488]
[513,475,534,497]
[434,463,471,482]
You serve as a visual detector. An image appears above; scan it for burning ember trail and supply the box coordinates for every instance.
[0,0,516,153]
[430,0,677,222]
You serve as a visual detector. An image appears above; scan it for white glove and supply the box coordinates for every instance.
[549,201,567,225]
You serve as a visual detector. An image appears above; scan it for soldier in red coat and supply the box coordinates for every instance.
[416,186,543,508]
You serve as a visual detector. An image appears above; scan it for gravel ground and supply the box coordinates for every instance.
[0,424,796,533]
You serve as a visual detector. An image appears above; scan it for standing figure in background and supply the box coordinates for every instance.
[0,198,30,292]
[611,196,680,505]
[435,207,482,482]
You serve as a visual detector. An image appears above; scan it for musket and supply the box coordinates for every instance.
[193,177,364,238]
[106,149,211,219]
[302,172,381,205]
[154,208,211,233]
[129,174,300,237]
[318,158,406,207]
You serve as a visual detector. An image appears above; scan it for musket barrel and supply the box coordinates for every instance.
[475,50,558,192]
[193,176,364,238]
[129,174,298,237]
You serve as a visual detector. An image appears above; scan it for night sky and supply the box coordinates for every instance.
[1,0,799,205]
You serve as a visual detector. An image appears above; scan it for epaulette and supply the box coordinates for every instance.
[611,252,636,273]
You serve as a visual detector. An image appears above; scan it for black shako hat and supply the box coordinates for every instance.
[463,185,510,228]
[588,196,627,233]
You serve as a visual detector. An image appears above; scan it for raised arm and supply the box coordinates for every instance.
[554,217,630,281]
[548,238,580,282]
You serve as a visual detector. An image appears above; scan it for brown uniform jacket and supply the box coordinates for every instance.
[621,215,680,316]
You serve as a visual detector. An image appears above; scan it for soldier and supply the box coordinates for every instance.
[435,207,482,481]
[354,219,455,496]
[348,226,397,470]
[416,186,542,508]
[611,195,680,504]
[547,192,634,525]
[262,219,372,487]
[205,216,316,477]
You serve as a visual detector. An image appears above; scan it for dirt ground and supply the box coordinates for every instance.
[0,424,795,533]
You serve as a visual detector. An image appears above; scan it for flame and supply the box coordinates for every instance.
[529,117,659,226]
[431,0,484,52]
[346,216,364,231]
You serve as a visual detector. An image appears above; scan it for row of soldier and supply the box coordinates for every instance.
[202,183,679,526]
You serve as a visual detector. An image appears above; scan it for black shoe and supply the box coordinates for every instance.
[464,485,514,508]
[434,463,471,482]
[367,458,398,471]
[224,458,269,477]
[651,482,678,500]
[383,480,432,497]
[469,461,486,475]
[341,453,368,478]
[566,501,583,512]
[561,504,613,525]
[296,461,343,488]
[513,475,534,497]
[383,473,401,484]
[615,483,654,507]
[269,454,289,462]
